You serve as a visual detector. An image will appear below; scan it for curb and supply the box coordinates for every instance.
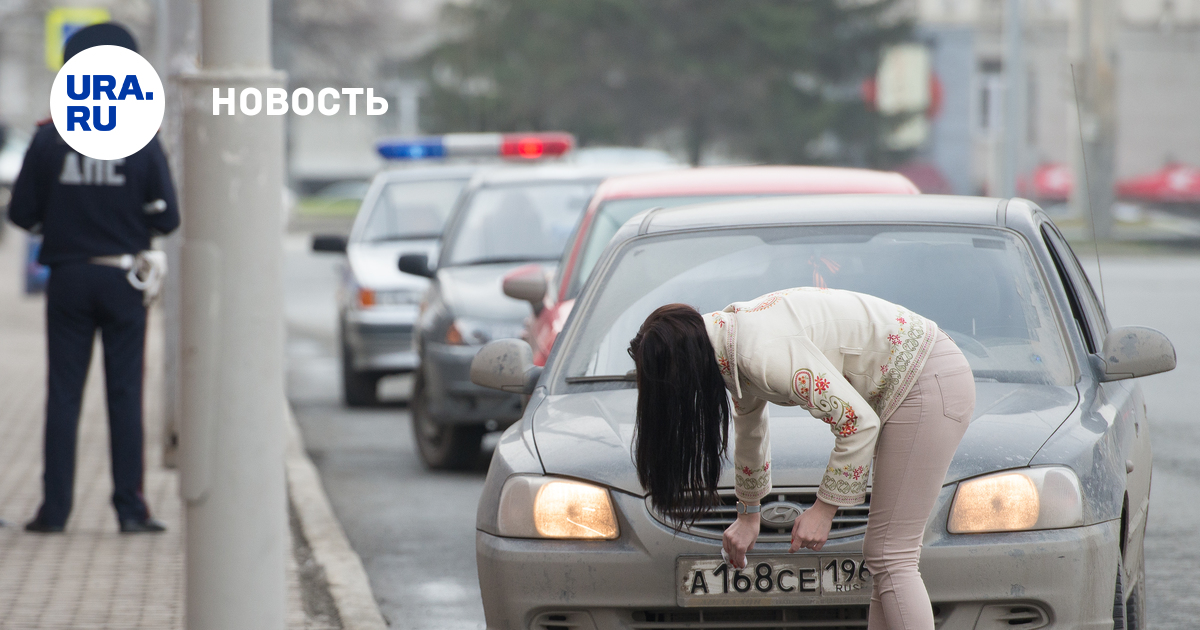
[285,405,388,630]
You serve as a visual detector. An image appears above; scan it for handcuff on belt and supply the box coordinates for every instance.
[89,251,168,306]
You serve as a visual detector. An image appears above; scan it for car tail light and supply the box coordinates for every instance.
[357,288,375,308]
[445,321,464,345]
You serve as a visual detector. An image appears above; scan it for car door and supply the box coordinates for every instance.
[1040,221,1150,567]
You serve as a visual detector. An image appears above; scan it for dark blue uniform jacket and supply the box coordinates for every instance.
[8,122,180,265]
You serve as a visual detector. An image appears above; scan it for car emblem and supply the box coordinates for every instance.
[759,501,804,529]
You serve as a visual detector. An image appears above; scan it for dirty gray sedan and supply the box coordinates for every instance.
[470,195,1174,630]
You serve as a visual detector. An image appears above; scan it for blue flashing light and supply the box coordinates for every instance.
[377,137,446,160]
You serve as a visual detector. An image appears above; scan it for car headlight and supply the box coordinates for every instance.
[948,466,1084,534]
[444,318,525,346]
[497,476,619,540]
[356,287,420,308]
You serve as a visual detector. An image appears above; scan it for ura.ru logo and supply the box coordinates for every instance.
[64,74,155,131]
[50,45,165,160]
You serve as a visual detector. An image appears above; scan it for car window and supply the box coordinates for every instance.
[560,225,1073,387]
[1041,224,1108,353]
[358,178,469,242]
[444,182,596,266]
[566,194,761,299]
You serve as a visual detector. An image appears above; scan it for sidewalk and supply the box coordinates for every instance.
[0,230,338,629]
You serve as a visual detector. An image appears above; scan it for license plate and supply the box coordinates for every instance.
[676,555,870,607]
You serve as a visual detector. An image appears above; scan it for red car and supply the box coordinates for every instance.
[502,165,921,365]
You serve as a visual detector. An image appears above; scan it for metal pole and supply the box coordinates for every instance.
[179,0,287,627]
[1069,0,1116,239]
[999,0,1025,198]
[157,0,200,469]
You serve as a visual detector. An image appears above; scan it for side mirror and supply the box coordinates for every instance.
[398,253,435,278]
[312,234,347,253]
[1093,325,1177,382]
[502,264,548,314]
[470,339,543,394]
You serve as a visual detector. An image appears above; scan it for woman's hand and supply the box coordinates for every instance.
[722,512,760,569]
[790,499,838,552]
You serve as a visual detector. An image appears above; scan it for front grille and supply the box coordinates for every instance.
[651,489,871,542]
[631,606,868,629]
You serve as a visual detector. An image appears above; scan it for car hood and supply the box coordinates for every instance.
[534,381,1080,496]
[348,240,439,289]
[438,263,553,321]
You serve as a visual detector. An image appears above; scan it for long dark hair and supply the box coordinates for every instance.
[628,304,730,527]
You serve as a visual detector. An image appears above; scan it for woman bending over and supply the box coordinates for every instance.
[629,287,975,630]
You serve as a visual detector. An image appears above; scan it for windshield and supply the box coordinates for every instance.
[358,178,468,242]
[445,182,596,266]
[567,194,760,299]
[561,225,1072,387]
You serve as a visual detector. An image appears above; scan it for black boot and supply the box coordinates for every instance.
[25,518,65,533]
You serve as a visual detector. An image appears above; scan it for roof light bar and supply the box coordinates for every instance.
[500,133,574,159]
[377,132,575,160]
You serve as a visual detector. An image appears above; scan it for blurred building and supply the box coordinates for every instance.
[913,0,1200,196]
[273,0,456,191]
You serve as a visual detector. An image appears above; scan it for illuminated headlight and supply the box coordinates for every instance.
[497,476,619,540]
[948,467,1084,534]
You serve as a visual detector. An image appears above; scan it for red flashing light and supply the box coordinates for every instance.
[500,133,574,159]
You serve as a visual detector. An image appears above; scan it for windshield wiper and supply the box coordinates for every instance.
[368,233,441,243]
[455,256,559,266]
[566,370,637,384]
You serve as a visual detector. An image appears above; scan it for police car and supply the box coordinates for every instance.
[399,159,683,469]
[312,132,577,406]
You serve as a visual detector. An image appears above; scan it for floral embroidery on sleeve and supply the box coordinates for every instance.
[819,463,870,505]
[735,462,771,499]
[716,355,731,376]
[710,313,733,377]
[792,368,858,437]
[838,408,858,437]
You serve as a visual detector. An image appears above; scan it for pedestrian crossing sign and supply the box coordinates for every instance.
[45,7,112,70]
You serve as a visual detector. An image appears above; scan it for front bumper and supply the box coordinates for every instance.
[423,341,524,426]
[344,308,419,373]
[477,490,1120,630]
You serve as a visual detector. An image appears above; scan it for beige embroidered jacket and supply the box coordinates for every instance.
[704,287,938,507]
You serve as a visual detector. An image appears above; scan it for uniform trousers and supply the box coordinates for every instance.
[36,263,150,526]
[863,330,975,630]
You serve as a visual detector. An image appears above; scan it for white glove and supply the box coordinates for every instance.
[127,250,168,306]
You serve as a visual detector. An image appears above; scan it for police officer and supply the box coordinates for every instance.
[8,23,179,533]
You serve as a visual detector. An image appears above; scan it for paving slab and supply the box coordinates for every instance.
[0,231,338,630]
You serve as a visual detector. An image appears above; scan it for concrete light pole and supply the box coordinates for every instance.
[1069,0,1117,240]
[178,0,287,627]
[155,0,199,469]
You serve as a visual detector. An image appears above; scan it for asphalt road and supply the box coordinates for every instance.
[284,234,492,630]
[283,232,1200,629]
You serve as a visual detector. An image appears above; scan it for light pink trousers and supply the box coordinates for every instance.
[863,330,975,630]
